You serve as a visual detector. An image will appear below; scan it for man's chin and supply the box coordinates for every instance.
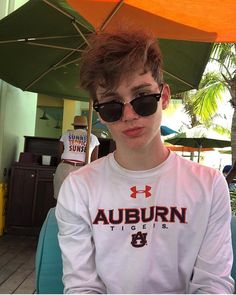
[124,139,147,151]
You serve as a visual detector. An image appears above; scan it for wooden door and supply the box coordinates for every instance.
[7,167,36,227]
[33,168,56,228]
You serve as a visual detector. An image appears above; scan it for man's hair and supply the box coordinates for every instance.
[80,28,163,100]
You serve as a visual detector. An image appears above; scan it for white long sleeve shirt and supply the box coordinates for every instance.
[56,151,234,293]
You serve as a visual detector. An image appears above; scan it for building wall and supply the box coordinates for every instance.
[35,108,62,139]
[0,0,37,182]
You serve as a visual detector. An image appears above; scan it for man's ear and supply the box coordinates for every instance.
[162,84,171,110]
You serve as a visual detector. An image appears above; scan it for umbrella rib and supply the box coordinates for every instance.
[53,57,81,70]
[100,0,124,31]
[163,69,195,88]
[25,68,55,91]
[44,0,92,49]
[43,0,94,33]
[0,35,84,44]
[72,22,91,48]
[24,42,86,91]
[28,41,84,52]
[26,35,80,41]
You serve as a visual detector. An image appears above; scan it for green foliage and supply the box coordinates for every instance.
[179,43,236,134]
[211,43,236,77]
[213,124,231,137]
[179,72,226,128]
[173,43,235,157]
[191,72,224,124]
[181,92,198,127]
[230,189,236,215]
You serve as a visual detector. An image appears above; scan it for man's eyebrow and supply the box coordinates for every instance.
[99,83,152,99]
[100,90,119,99]
[131,83,152,92]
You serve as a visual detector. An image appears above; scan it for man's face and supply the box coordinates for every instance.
[96,69,170,151]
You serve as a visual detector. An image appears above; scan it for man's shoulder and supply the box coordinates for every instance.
[89,154,109,168]
[172,152,221,177]
[71,154,111,176]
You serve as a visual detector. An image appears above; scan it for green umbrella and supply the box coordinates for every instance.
[165,125,231,162]
[0,0,213,100]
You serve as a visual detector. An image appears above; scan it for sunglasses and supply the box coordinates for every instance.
[93,85,164,123]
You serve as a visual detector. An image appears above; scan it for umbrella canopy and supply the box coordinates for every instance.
[165,125,231,162]
[0,0,213,99]
[68,0,236,43]
[160,125,177,136]
[165,126,231,149]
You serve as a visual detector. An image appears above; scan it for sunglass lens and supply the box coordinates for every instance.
[99,102,122,122]
[132,95,157,117]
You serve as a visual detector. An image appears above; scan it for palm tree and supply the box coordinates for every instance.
[181,43,236,162]
[179,73,229,131]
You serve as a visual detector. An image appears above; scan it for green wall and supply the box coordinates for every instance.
[35,108,62,139]
[0,0,36,182]
[0,82,37,182]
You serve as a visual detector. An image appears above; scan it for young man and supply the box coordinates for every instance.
[55,29,234,293]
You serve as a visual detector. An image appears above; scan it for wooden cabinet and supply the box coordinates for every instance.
[33,168,56,227]
[24,136,61,166]
[6,163,56,235]
[5,136,115,235]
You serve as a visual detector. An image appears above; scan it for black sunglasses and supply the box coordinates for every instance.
[93,85,164,122]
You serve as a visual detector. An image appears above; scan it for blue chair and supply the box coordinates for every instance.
[35,209,236,294]
[35,207,64,294]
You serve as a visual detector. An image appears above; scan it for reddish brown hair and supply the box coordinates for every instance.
[80,28,163,100]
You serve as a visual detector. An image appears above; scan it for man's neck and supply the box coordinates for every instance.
[114,141,170,171]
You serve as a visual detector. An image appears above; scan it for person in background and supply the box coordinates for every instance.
[56,27,234,293]
[53,115,100,199]
[223,165,232,178]
[224,162,236,191]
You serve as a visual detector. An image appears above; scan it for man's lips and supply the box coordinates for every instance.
[122,127,144,137]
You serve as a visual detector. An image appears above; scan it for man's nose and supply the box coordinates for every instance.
[121,103,139,121]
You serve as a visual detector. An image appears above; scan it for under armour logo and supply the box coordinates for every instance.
[131,231,147,248]
[130,185,152,198]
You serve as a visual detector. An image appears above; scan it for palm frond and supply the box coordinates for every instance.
[211,123,231,137]
[211,43,236,77]
[192,81,225,123]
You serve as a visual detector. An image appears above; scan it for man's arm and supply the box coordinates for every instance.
[58,141,64,159]
[189,174,234,293]
[91,146,99,162]
[55,175,106,294]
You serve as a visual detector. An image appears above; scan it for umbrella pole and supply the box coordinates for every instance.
[85,99,93,164]
[197,145,202,163]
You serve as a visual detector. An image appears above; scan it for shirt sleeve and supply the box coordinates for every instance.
[91,134,100,147]
[188,173,234,293]
[55,174,106,294]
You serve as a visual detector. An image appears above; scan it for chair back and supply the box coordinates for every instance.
[35,207,64,294]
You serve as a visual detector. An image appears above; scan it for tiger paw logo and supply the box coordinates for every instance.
[131,231,147,248]
[130,185,152,198]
